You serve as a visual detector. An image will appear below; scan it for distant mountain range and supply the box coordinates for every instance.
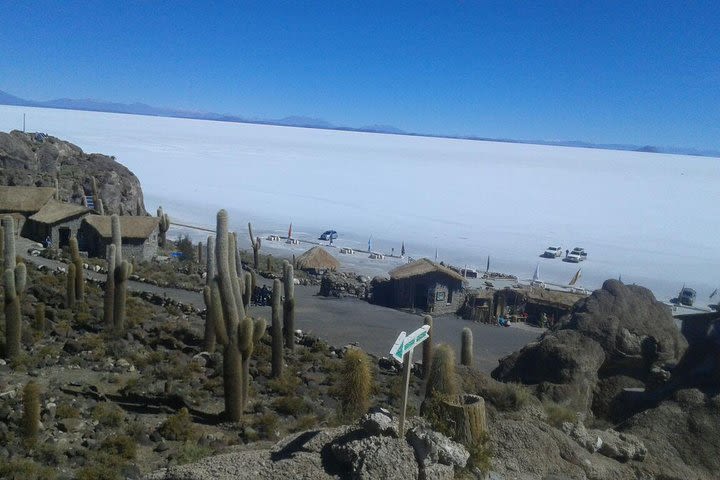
[1,90,717,158]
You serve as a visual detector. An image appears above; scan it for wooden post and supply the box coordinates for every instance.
[398,348,413,437]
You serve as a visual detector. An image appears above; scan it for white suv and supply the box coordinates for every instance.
[542,246,563,258]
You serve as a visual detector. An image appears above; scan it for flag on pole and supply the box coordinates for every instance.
[288,223,292,239]
[569,268,582,286]
[532,263,540,283]
[435,248,438,262]
[618,274,622,283]
[486,256,490,273]
[368,236,372,253]
[401,242,405,257]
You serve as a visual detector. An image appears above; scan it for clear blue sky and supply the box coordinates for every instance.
[1,1,719,150]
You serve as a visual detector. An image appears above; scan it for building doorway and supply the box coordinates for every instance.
[58,227,71,248]
[414,283,428,311]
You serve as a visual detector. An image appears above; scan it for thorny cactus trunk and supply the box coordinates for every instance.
[157,206,170,247]
[69,237,84,301]
[215,210,245,421]
[3,216,26,360]
[35,303,46,332]
[423,315,433,379]
[202,236,217,352]
[103,244,116,327]
[461,327,473,366]
[248,222,261,270]
[283,261,295,350]
[243,271,252,308]
[66,263,76,309]
[271,278,283,378]
[110,215,131,333]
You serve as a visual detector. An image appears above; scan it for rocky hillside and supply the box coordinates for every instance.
[0,130,147,215]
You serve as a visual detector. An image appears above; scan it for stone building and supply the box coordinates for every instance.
[79,215,160,261]
[0,185,56,235]
[26,201,91,248]
[383,258,466,315]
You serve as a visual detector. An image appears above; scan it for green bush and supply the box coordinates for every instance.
[173,442,213,465]
[100,434,137,460]
[55,402,80,419]
[159,408,199,441]
[483,382,530,412]
[0,458,58,480]
[92,402,126,427]
[543,401,577,427]
[272,396,313,416]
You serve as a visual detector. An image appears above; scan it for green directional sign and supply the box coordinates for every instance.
[390,325,430,363]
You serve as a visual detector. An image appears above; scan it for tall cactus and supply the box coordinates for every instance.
[271,279,283,378]
[243,271,252,308]
[157,206,170,247]
[3,216,16,270]
[461,327,473,366]
[96,198,105,215]
[0,225,4,267]
[4,264,26,360]
[34,303,46,332]
[3,217,25,360]
[203,236,217,352]
[66,263,76,309]
[214,210,244,421]
[423,315,433,379]
[109,215,131,332]
[69,237,84,300]
[103,244,116,326]
[91,176,103,213]
[248,222,261,270]
[197,241,203,264]
[240,317,266,411]
[425,344,459,400]
[283,261,295,350]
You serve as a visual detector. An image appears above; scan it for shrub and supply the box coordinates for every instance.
[267,373,301,396]
[272,396,313,416]
[55,402,80,419]
[100,434,137,460]
[292,414,319,432]
[253,411,280,438]
[0,458,58,480]
[338,348,373,420]
[484,382,530,412]
[159,408,199,441]
[92,402,125,427]
[543,401,577,427]
[173,442,213,465]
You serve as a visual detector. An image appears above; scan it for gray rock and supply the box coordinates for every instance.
[360,408,397,437]
[406,425,469,468]
[591,428,646,462]
[332,435,419,480]
[421,463,455,480]
[561,421,602,453]
[57,418,84,433]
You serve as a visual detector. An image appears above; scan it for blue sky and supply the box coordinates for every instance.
[1,1,719,150]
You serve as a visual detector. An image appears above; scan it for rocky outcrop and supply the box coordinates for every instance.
[146,411,468,480]
[319,272,370,299]
[0,130,147,215]
[493,280,688,419]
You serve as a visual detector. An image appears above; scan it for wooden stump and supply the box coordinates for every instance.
[440,394,488,445]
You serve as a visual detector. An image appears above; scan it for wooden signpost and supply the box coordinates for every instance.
[390,324,430,436]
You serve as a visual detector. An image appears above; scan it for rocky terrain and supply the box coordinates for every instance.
[0,130,146,215]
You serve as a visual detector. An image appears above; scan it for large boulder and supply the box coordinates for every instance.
[0,130,146,215]
[493,280,688,418]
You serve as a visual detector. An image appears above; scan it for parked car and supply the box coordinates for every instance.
[319,230,338,241]
[542,246,563,258]
[566,247,587,262]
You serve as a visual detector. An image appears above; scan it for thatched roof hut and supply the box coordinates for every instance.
[83,214,159,240]
[29,201,90,225]
[0,186,56,214]
[296,246,340,273]
[389,258,466,282]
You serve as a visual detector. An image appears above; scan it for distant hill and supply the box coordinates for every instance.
[1,90,717,158]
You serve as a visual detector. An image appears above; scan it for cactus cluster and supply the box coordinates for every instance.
[157,206,170,247]
[248,222,261,270]
[282,261,295,350]
[213,210,268,421]
[3,216,26,360]
[103,215,132,332]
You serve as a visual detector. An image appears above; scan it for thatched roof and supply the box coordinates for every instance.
[389,258,466,282]
[83,215,159,240]
[0,186,56,213]
[296,246,340,271]
[29,200,90,224]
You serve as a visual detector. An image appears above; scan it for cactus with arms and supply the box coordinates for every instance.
[248,222,261,269]
[157,206,170,247]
